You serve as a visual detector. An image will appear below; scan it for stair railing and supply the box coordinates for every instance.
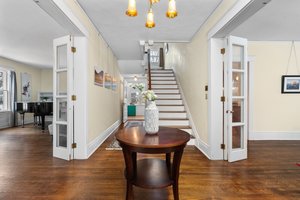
[147,49,152,90]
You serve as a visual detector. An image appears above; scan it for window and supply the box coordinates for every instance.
[0,68,9,111]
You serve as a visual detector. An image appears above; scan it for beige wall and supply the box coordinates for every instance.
[249,41,300,132]
[0,56,51,101]
[40,68,53,92]
[166,0,238,144]
[0,57,53,125]
[63,0,122,143]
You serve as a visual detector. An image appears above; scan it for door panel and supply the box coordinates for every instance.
[53,36,73,160]
[226,36,248,162]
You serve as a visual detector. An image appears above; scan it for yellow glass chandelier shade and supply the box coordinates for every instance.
[166,0,177,18]
[150,0,160,4]
[145,9,155,28]
[126,0,138,17]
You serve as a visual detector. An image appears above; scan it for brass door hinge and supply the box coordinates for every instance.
[205,85,208,91]
[221,144,225,149]
[71,47,76,53]
[221,96,225,102]
[221,48,225,55]
[72,143,77,149]
[72,95,76,101]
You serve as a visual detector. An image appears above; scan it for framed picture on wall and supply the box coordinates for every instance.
[112,77,117,91]
[104,73,111,89]
[21,72,32,101]
[94,66,104,87]
[281,75,300,93]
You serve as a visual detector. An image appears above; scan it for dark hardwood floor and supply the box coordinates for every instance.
[0,125,300,200]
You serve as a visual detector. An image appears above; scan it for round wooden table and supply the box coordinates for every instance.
[116,126,190,200]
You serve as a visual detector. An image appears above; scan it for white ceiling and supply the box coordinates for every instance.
[77,0,223,60]
[1,0,300,70]
[0,0,68,68]
[232,0,300,41]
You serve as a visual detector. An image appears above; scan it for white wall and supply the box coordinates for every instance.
[118,60,145,74]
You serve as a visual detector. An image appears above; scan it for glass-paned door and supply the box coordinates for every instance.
[53,36,73,160]
[226,36,248,162]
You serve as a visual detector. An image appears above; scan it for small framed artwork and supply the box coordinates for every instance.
[94,66,104,87]
[281,75,300,93]
[104,73,112,89]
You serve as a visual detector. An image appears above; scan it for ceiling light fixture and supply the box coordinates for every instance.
[126,0,178,28]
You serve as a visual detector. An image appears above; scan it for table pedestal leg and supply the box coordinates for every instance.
[172,149,184,200]
[126,181,133,200]
[122,148,136,200]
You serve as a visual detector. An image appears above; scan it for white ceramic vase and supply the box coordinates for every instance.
[144,101,159,134]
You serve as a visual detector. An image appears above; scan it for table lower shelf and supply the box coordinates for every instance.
[133,158,173,189]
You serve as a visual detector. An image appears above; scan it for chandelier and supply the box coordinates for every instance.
[126,0,178,28]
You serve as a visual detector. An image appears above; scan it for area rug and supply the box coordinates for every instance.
[105,138,122,150]
[105,121,144,150]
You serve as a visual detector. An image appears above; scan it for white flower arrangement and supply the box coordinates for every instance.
[142,90,157,101]
[130,83,144,92]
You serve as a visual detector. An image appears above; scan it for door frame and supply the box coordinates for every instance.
[52,36,88,160]
[207,0,266,160]
[208,38,254,160]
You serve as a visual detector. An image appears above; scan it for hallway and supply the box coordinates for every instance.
[0,125,300,199]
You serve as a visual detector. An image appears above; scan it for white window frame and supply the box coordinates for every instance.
[0,67,10,112]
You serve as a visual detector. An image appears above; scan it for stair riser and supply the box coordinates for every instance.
[153,89,179,93]
[150,69,173,72]
[181,129,193,135]
[156,100,183,105]
[156,94,181,99]
[152,80,177,84]
[151,73,174,77]
[187,138,195,145]
[159,120,189,126]
[152,77,175,80]
[159,113,187,118]
[157,106,185,111]
[152,85,178,89]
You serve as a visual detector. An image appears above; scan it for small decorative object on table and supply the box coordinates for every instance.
[142,90,159,134]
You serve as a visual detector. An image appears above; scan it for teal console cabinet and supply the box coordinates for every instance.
[127,105,136,116]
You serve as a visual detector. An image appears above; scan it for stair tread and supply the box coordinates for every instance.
[159,118,189,120]
[152,84,177,85]
[148,69,173,71]
[157,104,184,106]
[161,125,192,129]
[159,111,186,113]
[153,88,179,90]
[157,99,182,100]
[151,76,175,78]
[155,93,180,95]
[151,79,176,81]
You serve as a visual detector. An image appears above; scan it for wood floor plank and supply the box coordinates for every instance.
[0,125,300,199]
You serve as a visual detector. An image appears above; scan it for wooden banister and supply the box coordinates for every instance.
[147,49,152,90]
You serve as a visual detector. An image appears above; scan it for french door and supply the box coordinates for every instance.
[53,36,74,160]
[225,36,248,162]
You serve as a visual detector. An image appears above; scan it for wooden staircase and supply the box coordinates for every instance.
[149,69,195,144]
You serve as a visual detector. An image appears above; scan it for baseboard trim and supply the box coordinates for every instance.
[249,131,300,140]
[87,120,121,158]
[195,138,211,159]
